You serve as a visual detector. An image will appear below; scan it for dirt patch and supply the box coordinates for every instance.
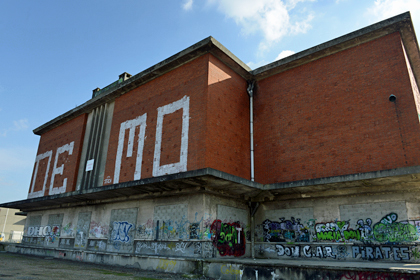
[0,252,210,280]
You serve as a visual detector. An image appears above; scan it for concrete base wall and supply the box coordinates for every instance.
[5,243,420,280]
[254,191,420,263]
[15,190,420,279]
[22,193,250,258]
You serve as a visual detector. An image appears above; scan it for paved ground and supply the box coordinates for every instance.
[0,252,209,280]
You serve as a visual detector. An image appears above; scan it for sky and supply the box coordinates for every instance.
[1,0,420,204]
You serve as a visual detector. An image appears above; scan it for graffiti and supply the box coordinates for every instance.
[260,213,420,246]
[153,96,190,177]
[221,264,241,275]
[75,231,85,247]
[137,219,154,239]
[135,242,171,254]
[261,243,417,262]
[59,238,74,248]
[74,213,91,248]
[315,220,360,242]
[28,141,75,199]
[314,219,371,243]
[113,113,147,184]
[89,222,109,238]
[202,241,214,258]
[334,245,349,260]
[211,220,245,256]
[158,219,177,240]
[352,245,410,261]
[87,239,107,251]
[103,176,112,184]
[200,216,214,240]
[263,218,310,243]
[410,220,420,235]
[189,222,200,239]
[62,223,74,237]
[174,215,189,239]
[49,142,74,195]
[194,242,202,255]
[45,226,60,244]
[152,213,217,241]
[111,221,133,243]
[136,213,215,242]
[175,242,188,253]
[339,271,416,280]
[189,212,204,239]
[156,259,176,271]
[134,241,202,257]
[27,225,61,245]
[27,226,60,237]
[356,218,373,241]
[412,247,420,259]
[373,213,417,243]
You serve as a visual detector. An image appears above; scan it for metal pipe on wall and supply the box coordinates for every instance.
[247,81,255,182]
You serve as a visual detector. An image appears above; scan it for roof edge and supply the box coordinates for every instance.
[252,12,413,79]
[265,165,420,190]
[33,37,251,135]
[0,168,262,210]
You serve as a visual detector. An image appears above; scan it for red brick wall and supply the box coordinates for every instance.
[206,55,250,179]
[103,55,209,184]
[254,32,420,184]
[102,54,251,185]
[28,114,87,197]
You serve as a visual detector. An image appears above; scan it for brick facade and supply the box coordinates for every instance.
[254,32,420,184]
[28,114,87,198]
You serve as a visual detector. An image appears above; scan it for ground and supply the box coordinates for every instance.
[0,252,210,280]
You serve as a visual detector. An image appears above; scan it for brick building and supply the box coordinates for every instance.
[3,12,420,279]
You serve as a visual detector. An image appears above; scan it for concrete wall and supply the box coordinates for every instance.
[254,191,420,262]
[254,32,420,184]
[21,193,250,258]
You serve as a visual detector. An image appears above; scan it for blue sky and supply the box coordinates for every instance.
[1,0,420,204]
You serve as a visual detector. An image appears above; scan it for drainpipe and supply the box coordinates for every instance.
[247,81,255,182]
[247,81,256,259]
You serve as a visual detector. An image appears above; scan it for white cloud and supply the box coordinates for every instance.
[13,119,29,131]
[182,0,194,11]
[367,0,420,22]
[208,0,315,51]
[247,60,268,69]
[275,50,296,60]
[1,119,29,137]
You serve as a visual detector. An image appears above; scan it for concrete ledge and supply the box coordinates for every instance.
[266,165,420,190]
[6,244,420,280]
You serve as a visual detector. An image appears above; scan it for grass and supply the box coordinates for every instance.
[95,269,133,276]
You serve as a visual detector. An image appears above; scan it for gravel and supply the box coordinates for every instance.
[0,252,211,280]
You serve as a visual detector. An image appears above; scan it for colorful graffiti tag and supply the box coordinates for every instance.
[111,221,133,243]
[211,220,245,256]
[262,218,310,242]
[373,213,417,243]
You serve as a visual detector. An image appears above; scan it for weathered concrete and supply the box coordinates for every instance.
[5,243,420,279]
